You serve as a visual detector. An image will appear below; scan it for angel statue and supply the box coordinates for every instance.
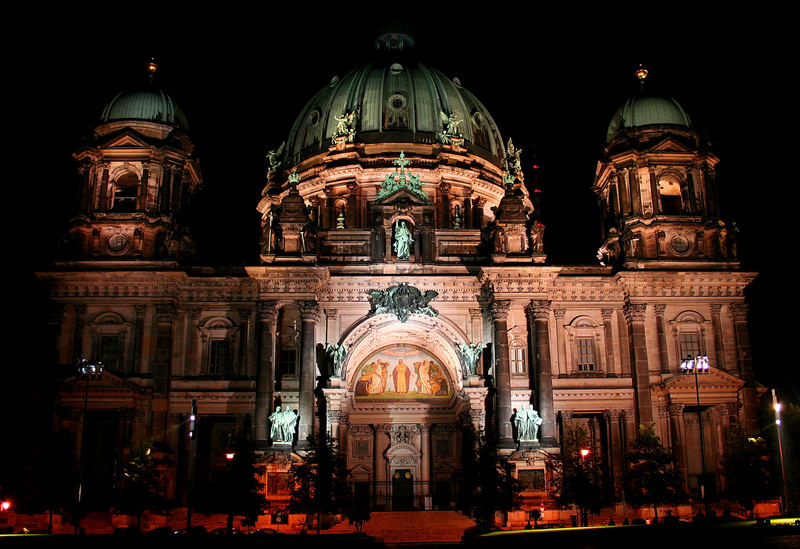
[265,141,285,180]
[438,111,463,144]
[332,110,357,144]
[460,342,483,377]
[325,343,347,378]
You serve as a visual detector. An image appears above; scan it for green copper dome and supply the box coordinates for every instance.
[606,95,691,142]
[100,87,189,129]
[284,59,505,165]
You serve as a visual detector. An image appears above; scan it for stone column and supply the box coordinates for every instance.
[668,403,688,487]
[374,424,389,509]
[152,304,176,443]
[601,309,616,376]
[139,162,150,211]
[710,304,726,371]
[729,304,758,433]
[131,305,146,375]
[72,304,88,362]
[100,163,111,210]
[472,197,485,228]
[553,309,567,376]
[237,308,252,377]
[297,301,319,447]
[185,309,201,376]
[605,410,624,496]
[255,302,278,444]
[490,300,514,448]
[527,301,556,445]
[654,304,670,373]
[625,302,653,425]
[438,182,451,228]
[420,423,431,497]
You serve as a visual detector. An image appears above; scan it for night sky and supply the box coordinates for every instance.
[6,9,792,409]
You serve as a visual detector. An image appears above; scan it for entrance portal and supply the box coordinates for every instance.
[392,469,414,510]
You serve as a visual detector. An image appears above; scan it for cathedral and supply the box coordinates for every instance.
[37,29,760,524]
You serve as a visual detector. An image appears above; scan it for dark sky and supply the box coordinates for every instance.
[8,9,791,396]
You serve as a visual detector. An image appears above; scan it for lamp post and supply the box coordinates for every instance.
[772,389,790,514]
[74,357,103,534]
[680,354,709,507]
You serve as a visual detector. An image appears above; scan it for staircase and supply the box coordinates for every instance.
[327,511,476,542]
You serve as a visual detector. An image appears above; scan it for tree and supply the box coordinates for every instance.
[549,425,606,527]
[112,443,171,530]
[458,427,521,532]
[198,428,268,533]
[624,423,685,523]
[721,424,776,517]
[287,435,352,532]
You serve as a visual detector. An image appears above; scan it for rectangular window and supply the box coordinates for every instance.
[511,347,526,374]
[208,339,229,375]
[679,333,702,361]
[576,337,595,372]
[99,334,121,372]
[279,348,297,376]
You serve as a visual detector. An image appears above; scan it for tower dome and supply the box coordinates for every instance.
[606,94,691,142]
[283,53,505,166]
[100,87,189,129]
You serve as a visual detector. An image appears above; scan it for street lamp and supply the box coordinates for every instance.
[680,355,709,506]
[74,357,103,534]
[772,389,790,514]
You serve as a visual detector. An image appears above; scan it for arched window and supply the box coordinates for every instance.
[658,175,683,215]
[88,312,134,373]
[671,311,707,365]
[566,316,602,375]
[112,171,139,212]
[510,340,527,375]
[199,317,239,377]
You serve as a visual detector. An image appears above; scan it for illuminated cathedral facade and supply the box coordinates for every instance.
[38,33,760,522]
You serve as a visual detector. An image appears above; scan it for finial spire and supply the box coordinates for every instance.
[636,64,648,92]
[146,57,158,85]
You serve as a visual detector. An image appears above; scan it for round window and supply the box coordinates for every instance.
[107,233,129,253]
[670,235,691,254]
[388,93,406,111]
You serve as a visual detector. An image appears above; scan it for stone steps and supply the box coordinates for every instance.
[326,510,475,542]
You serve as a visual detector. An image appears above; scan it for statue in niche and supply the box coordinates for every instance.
[460,342,483,377]
[453,205,463,229]
[393,220,414,260]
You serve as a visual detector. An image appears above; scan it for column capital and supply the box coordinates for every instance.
[298,300,320,321]
[653,303,666,316]
[710,303,723,315]
[623,302,647,322]
[600,308,614,321]
[489,300,510,321]
[527,300,551,320]
[324,308,338,318]
[257,301,279,322]
[728,303,748,321]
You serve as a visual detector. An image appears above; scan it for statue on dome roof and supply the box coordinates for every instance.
[438,111,463,144]
[266,141,285,180]
[332,109,357,144]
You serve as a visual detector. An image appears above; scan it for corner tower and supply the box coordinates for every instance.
[593,67,735,269]
[63,60,202,267]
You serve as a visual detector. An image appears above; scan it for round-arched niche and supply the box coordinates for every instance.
[339,314,468,392]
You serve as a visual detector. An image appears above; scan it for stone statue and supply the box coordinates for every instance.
[515,404,543,442]
[281,408,298,442]
[332,110,357,144]
[505,138,522,176]
[438,111,463,144]
[453,205,463,229]
[269,406,284,442]
[393,220,414,260]
[460,342,483,377]
[265,141,285,180]
[325,343,347,378]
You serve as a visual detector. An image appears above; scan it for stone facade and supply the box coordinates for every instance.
[38,36,759,515]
